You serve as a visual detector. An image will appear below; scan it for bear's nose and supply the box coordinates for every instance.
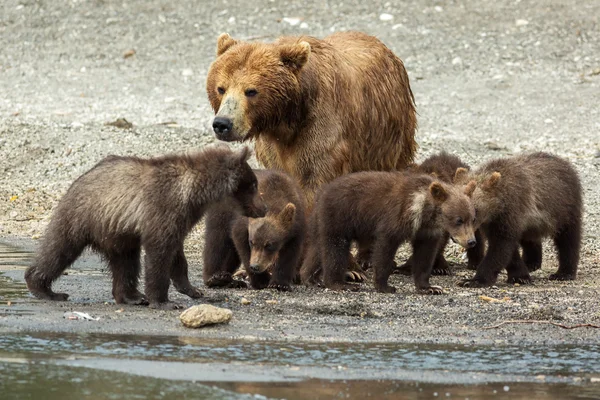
[467,238,477,248]
[212,117,233,134]
[249,263,261,273]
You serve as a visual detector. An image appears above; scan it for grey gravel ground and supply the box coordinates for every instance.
[1,0,600,345]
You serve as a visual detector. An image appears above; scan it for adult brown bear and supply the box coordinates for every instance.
[206,31,417,208]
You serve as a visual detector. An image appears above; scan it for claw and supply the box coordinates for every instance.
[267,283,292,292]
[549,273,576,281]
[345,271,365,282]
[418,285,444,295]
[233,268,248,279]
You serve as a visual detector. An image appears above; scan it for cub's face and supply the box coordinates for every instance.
[206,34,311,142]
[246,203,296,274]
[454,168,503,229]
[430,181,477,249]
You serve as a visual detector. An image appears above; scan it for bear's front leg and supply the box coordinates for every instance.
[144,243,181,310]
[268,239,302,292]
[411,237,444,295]
[459,233,517,288]
[370,236,401,293]
[171,246,204,299]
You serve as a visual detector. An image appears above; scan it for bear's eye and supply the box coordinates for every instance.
[249,239,254,247]
[264,243,274,251]
[217,87,226,95]
[245,89,258,98]
[456,217,464,226]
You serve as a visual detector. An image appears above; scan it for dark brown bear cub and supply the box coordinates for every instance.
[25,146,263,309]
[397,152,484,275]
[203,169,306,291]
[456,152,582,287]
[304,171,478,294]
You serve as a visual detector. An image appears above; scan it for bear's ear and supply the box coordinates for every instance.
[464,180,477,197]
[217,33,238,56]
[280,41,311,71]
[278,203,296,229]
[453,167,469,184]
[429,182,448,204]
[481,172,501,191]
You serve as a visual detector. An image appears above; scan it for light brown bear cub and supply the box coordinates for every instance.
[203,170,306,291]
[302,171,478,294]
[396,152,484,276]
[25,146,263,309]
[456,152,582,287]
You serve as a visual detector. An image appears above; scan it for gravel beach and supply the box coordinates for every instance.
[1,0,599,345]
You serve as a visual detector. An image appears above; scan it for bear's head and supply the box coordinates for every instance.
[428,180,478,249]
[454,167,502,228]
[228,147,266,218]
[246,203,296,274]
[206,33,311,142]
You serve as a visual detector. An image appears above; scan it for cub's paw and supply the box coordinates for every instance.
[431,267,452,276]
[149,302,183,310]
[48,292,70,301]
[393,262,412,276]
[526,262,542,273]
[117,290,149,305]
[548,272,576,281]
[267,283,292,292]
[345,270,366,282]
[506,275,533,285]
[418,285,444,295]
[458,278,493,288]
[227,280,248,289]
[328,283,361,292]
[233,268,248,280]
[205,272,233,288]
[376,285,396,294]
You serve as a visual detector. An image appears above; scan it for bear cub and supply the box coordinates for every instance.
[302,171,478,294]
[25,146,263,309]
[203,169,306,291]
[456,152,582,287]
[397,152,484,276]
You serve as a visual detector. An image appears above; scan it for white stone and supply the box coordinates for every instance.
[282,17,301,26]
[379,13,393,21]
[180,304,232,328]
[515,19,529,26]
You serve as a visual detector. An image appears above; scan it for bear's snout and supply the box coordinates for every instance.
[249,263,261,273]
[213,116,234,138]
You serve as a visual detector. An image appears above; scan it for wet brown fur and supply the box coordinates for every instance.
[301,171,477,294]
[397,152,485,276]
[456,152,582,287]
[206,31,417,209]
[24,146,263,309]
[203,169,306,291]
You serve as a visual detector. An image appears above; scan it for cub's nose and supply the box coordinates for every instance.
[467,238,477,248]
[249,264,261,273]
[212,116,233,134]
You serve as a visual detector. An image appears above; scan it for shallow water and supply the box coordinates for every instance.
[1,241,600,399]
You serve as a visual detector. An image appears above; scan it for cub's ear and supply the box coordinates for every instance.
[278,203,296,229]
[464,180,477,197]
[280,41,311,71]
[217,33,238,56]
[429,182,448,203]
[453,167,469,184]
[481,172,501,191]
[237,146,251,164]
